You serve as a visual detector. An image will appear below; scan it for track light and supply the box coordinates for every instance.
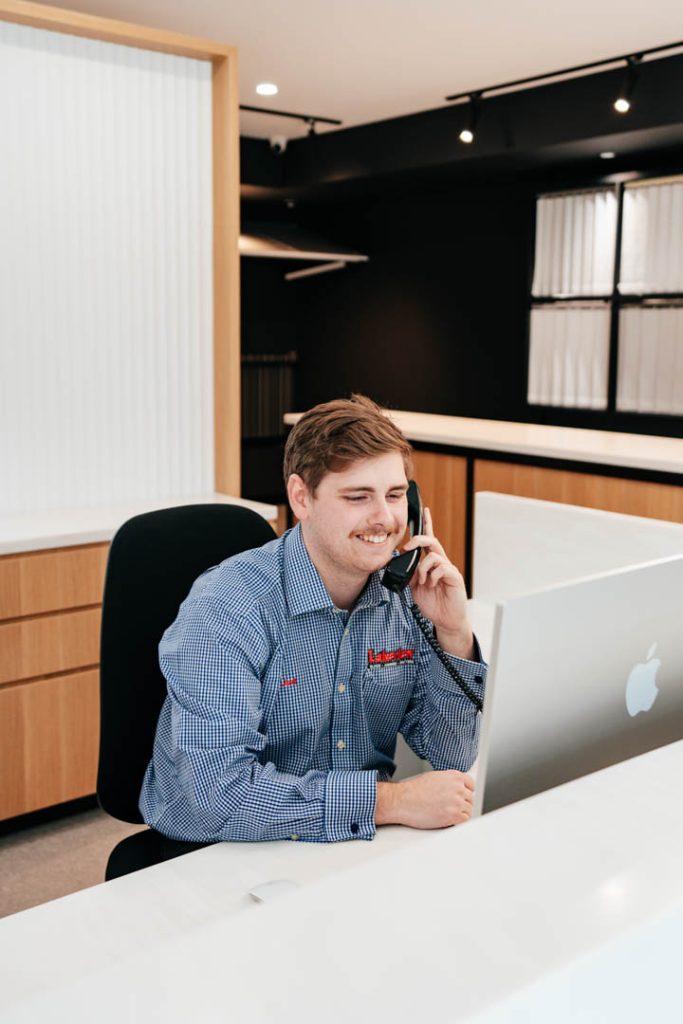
[613,55,642,114]
[458,93,480,144]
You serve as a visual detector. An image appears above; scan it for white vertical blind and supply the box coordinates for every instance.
[532,189,618,297]
[617,307,683,415]
[527,305,611,409]
[0,22,214,515]
[619,180,683,295]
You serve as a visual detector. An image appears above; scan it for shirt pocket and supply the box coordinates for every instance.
[361,662,416,754]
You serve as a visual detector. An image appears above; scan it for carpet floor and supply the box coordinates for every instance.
[0,808,147,918]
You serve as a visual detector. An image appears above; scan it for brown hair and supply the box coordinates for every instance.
[283,394,413,494]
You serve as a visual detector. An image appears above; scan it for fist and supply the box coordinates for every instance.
[376,770,474,830]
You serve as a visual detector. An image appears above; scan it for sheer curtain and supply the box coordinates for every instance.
[527,305,611,409]
[620,179,683,295]
[617,306,683,414]
[0,22,214,515]
[532,189,618,297]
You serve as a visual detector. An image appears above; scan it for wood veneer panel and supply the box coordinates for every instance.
[0,607,101,686]
[0,544,108,621]
[212,47,241,496]
[411,451,467,572]
[0,1,235,60]
[0,669,99,819]
[474,460,683,523]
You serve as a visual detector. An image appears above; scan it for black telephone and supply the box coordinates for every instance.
[381,479,483,712]
[381,479,423,592]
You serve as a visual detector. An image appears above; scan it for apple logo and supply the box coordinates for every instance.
[625,642,661,717]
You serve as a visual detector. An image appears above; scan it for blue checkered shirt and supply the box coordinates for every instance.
[139,524,486,843]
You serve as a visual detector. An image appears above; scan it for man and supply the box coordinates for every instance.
[140,395,486,842]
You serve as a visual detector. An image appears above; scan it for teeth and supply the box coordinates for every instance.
[358,533,388,544]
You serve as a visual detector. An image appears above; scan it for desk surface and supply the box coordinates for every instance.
[284,410,683,475]
[0,493,278,555]
[2,740,681,1022]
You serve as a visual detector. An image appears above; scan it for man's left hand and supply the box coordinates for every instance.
[402,506,474,660]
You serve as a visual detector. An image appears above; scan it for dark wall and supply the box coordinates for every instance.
[289,182,536,419]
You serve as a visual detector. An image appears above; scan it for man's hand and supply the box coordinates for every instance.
[402,506,473,659]
[376,771,474,829]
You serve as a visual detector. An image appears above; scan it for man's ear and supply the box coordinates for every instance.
[287,473,312,521]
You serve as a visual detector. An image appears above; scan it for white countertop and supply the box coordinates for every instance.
[1,739,681,1022]
[0,493,279,556]
[284,410,683,475]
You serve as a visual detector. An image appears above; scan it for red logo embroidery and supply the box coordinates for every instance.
[281,677,297,687]
[367,648,414,666]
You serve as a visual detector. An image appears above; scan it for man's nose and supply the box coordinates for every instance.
[368,496,396,524]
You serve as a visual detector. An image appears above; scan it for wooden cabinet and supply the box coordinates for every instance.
[473,461,683,524]
[411,450,468,572]
[0,543,107,820]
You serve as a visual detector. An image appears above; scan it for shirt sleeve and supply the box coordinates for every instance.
[398,630,487,771]
[148,595,377,843]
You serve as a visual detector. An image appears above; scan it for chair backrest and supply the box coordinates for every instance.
[97,503,276,823]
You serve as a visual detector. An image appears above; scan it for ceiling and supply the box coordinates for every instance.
[43,0,683,142]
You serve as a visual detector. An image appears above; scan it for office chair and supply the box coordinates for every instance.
[98,503,276,881]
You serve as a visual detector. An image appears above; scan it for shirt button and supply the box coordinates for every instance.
[336,739,346,750]
[343,627,349,636]
[338,683,346,694]
[350,823,359,835]
[290,833,299,841]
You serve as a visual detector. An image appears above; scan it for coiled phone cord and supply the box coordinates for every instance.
[408,600,483,713]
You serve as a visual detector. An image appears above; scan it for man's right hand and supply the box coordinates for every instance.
[375,771,474,829]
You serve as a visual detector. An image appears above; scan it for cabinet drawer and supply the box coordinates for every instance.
[0,670,99,820]
[474,461,683,523]
[0,607,101,686]
[0,544,108,621]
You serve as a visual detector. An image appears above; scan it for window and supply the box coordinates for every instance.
[528,176,683,417]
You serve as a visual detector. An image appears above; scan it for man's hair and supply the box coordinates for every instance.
[283,394,413,494]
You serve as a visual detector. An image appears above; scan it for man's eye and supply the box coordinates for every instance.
[345,495,367,502]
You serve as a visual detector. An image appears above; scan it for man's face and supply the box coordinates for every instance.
[295,451,409,584]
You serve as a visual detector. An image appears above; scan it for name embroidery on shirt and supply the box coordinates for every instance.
[281,677,297,687]
[367,648,414,666]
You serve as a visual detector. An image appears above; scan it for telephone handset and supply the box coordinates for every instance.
[381,479,483,712]
[381,480,423,593]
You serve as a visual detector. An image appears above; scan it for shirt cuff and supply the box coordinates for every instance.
[324,770,378,842]
[432,633,487,699]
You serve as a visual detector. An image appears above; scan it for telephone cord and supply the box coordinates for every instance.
[408,601,483,713]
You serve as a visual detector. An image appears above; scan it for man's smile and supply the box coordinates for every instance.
[356,531,392,546]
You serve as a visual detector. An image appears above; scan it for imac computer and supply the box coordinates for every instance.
[472,554,683,816]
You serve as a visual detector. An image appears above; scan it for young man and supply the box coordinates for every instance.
[140,395,486,842]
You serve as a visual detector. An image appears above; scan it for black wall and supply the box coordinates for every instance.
[289,181,536,420]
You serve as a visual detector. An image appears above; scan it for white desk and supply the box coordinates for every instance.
[2,740,682,1022]
[0,493,279,556]
[284,410,683,475]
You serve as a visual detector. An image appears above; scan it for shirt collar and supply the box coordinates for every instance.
[283,524,390,617]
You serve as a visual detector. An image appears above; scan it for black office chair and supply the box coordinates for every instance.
[98,503,276,880]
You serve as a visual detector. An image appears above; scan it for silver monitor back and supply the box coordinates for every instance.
[474,554,683,816]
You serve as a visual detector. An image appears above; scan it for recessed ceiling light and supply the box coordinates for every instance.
[459,128,474,144]
[256,82,278,97]
[600,151,616,160]
[613,97,630,114]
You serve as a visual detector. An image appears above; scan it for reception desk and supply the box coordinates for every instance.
[1,739,681,1021]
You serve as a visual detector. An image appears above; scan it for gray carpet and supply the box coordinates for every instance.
[0,808,147,918]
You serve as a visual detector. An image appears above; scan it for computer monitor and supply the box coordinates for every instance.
[473,554,683,816]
